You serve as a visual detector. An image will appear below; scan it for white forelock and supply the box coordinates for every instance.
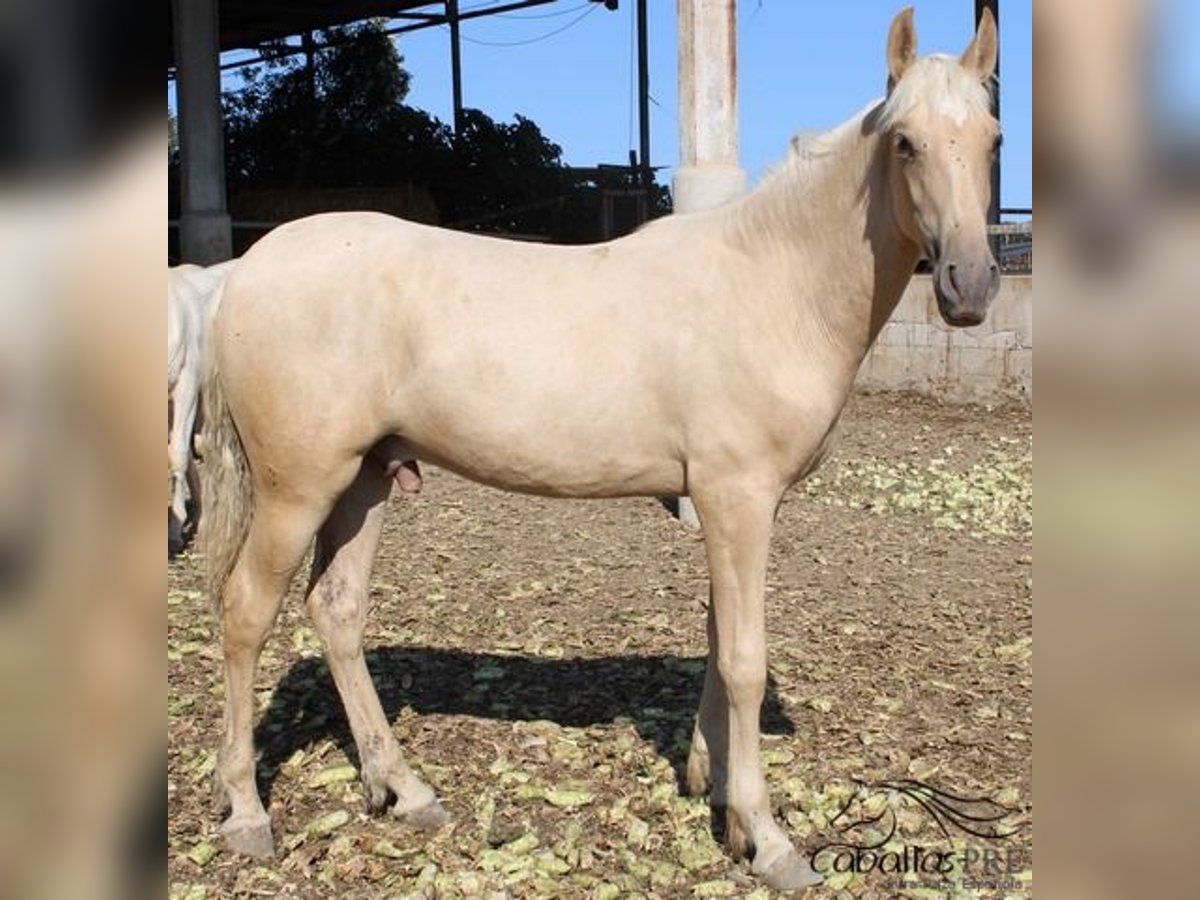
[877,54,994,128]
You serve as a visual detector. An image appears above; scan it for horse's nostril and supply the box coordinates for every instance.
[947,263,960,294]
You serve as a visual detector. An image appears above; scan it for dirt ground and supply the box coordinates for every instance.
[168,393,1033,899]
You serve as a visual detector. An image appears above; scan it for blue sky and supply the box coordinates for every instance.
[391,0,1031,210]
[1158,0,1200,137]
[204,1,1032,211]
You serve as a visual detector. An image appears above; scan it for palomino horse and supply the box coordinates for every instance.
[200,9,999,890]
[168,259,235,548]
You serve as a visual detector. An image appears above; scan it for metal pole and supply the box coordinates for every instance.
[636,0,651,186]
[448,0,464,137]
[172,0,231,263]
[975,0,1000,225]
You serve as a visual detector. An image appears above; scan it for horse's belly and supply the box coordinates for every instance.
[395,411,686,499]
[419,440,685,499]
[385,337,684,497]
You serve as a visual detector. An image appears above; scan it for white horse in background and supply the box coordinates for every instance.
[168,259,236,548]
[200,9,1000,891]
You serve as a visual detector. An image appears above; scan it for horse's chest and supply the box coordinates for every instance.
[798,411,844,481]
[769,395,846,488]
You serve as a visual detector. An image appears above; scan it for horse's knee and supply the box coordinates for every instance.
[221,571,282,650]
[222,604,275,652]
[308,569,363,626]
[717,650,766,708]
[307,570,366,656]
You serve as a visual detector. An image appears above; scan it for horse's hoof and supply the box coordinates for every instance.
[685,751,712,797]
[222,817,275,858]
[756,849,823,892]
[395,798,450,831]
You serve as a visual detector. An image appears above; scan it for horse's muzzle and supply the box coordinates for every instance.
[933,257,999,327]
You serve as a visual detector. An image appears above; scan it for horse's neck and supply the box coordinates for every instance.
[725,123,920,368]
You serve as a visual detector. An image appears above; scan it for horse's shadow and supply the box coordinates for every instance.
[253,647,795,803]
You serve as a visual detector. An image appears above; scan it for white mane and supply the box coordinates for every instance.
[787,104,879,165]
[769,55,994,182]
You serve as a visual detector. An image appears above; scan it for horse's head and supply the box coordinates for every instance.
[882,7,1001,327]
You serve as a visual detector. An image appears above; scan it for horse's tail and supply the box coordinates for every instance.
[198,346,253,614]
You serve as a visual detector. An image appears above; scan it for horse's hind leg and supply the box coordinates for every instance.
[217,494,327,857]
[306,459,449,829]
[168,370,198,538]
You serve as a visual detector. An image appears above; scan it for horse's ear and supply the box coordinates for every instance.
[887,7,917,94]
[960,7,998,81]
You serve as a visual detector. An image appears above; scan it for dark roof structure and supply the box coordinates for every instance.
[166,1,576,69]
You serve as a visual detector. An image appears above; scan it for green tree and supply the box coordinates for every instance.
[223,21,428,189]
[215,19,667,241]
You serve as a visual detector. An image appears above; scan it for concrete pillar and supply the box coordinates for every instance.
[173,0,231,264]
[672,0,746,529]
[674,0,746,213]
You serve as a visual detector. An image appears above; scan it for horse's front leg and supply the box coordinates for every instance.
[691,477,821,891]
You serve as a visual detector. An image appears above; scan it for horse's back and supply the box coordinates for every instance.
[214,212,709,497]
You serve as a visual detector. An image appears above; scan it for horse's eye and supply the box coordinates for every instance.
[896,134,916,158]
[991,133,1004,156]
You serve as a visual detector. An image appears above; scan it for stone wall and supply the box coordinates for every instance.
[856,274,1032,404]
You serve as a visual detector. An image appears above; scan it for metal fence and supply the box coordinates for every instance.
[990,220,1032,274]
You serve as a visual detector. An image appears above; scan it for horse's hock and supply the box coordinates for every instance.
[857,274,1033,404]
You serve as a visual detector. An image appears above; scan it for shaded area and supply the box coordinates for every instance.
[253,646,794,802]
